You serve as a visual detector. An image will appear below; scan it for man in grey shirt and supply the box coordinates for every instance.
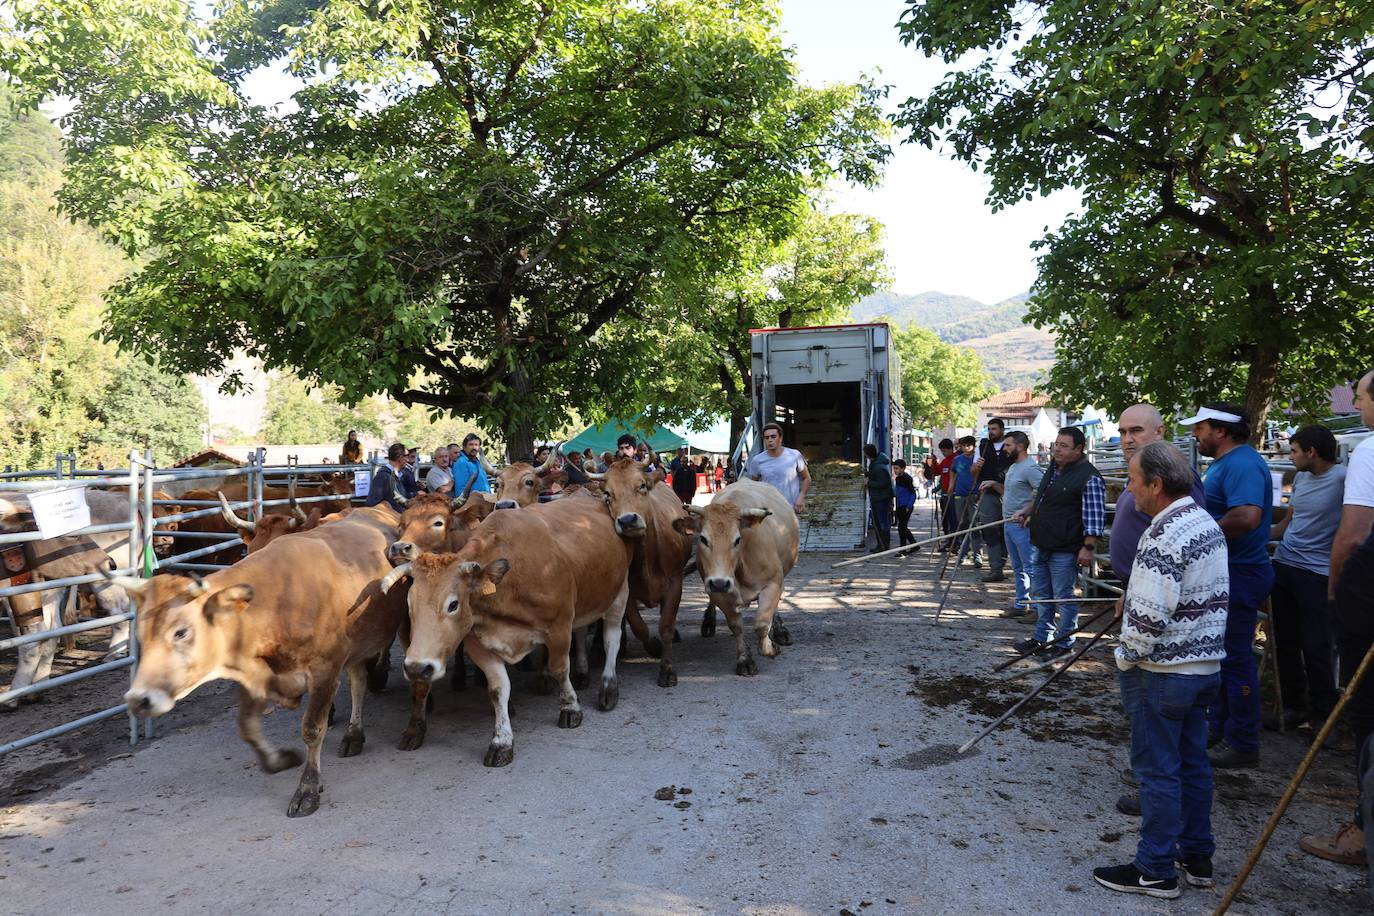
[989,431,1042,618]
[425,445,454,495]
[747,421,810,513]
[1270,424,1347,729]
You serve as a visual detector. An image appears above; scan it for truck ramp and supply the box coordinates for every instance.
[799,459,866,551]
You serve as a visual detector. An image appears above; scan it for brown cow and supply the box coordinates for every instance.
[113,504,407,817]
[383,495,632,766]
[585,458,693,687]
[216,493,323,555]
[490,449,562,509]
[672,480,799,676]
[172,477,353,565]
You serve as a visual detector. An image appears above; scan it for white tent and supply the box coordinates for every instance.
[1030,408,1059,452]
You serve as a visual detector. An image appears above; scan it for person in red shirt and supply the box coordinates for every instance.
[936,438,957,543]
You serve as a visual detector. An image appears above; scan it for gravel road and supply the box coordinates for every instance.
[0,525,1369,914]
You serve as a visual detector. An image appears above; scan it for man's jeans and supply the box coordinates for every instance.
[1119,666,1221,880]
[1269,560,1338,722]
[1209,562,1274,755]
[1031,546,1079,646]
[1004,522,1034,610]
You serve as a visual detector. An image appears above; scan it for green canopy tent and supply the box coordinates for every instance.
[563,416,691,456]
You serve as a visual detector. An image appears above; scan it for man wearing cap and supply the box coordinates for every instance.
[1186,402,1274,769]
[451,433,492,495]
[365,442,410,513]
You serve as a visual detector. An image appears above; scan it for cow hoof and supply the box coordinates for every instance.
[337,726,365,758]
[657,668,677,689]
[598,682,619,712]
[263,749,303,774]
[396,726,426,752]
[771,625,793,647]
[557,709,583,729]
[532,672,557,696]
[286,786,321,818]
[643,637,663,659]
[483,743,514,768]
[570,669,589,690]
[736,656,758,677]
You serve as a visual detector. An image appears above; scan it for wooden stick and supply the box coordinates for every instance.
[1213,636,1374,915]
[830,517,1008,568]
[958,618,1115,754]
[990,605,1114,673]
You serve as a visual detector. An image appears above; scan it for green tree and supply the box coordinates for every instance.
[898,0,1374,429]
[3,0,888,459]
[261,376,384,446]
[890,323,993,429]
[84,359,207,466]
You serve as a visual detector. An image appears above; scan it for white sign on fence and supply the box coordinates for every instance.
[1272,470,1284,508]
[353,470,371,498]
[28,487,92,539]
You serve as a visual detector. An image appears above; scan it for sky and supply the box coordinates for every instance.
[778,0,1078,304]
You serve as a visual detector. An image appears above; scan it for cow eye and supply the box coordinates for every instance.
[732,535,742,547]
[446,599,459,615]
[638,483,646,493]
[172,626,191,643]
[433,519,445,528]
[698,535,709,547]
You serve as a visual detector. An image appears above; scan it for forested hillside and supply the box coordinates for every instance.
[851,290,1051,390]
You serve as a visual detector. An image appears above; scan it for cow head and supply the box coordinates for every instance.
[672,503,771,607]
[587,458,665,537]
[149,490,179,557]
[218,493,316,554]
[112,573,252,717]
[491,447,560,510]
[391,552,510,682]
[0,495,35,533]
[388,482,493,565]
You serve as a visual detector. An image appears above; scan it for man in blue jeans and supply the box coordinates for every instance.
[1094,442,1229,899]
[1011,426,1105,661]
[993,431,1042,620]
[1186,403,1274,769]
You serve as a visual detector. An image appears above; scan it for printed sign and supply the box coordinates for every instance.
[354,470,371,498]
[28,486,92,539]
[1272,470,1285,508]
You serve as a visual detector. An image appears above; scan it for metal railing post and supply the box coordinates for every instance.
[126,449,141,745]
[140,448,156,739]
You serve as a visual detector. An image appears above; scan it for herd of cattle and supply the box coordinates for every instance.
[0,456,800,817]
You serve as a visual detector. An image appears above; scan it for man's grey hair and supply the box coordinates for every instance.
[1135,441,1194,497]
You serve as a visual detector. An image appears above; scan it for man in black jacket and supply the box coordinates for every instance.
[971,417,1014,581]
[365,443,410,513]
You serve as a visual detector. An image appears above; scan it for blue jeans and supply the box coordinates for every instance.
[1031,546,1079,646]
[1119,667,1221,879]
[1004,522,1033,610]
[1209,562,1274,755]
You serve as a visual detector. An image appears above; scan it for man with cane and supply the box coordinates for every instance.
[1093,442,1229,899]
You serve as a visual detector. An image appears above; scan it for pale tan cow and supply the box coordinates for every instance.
[113,504,407,817]
[383,496,633,767]
[672,479,799,676]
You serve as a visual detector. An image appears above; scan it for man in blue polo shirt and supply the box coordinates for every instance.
[1186,402,1273,769]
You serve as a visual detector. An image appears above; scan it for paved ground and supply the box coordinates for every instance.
[1,503,1370,914]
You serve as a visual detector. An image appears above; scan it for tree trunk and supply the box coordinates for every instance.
[1242,341,1280,447]
[504,364,535,462]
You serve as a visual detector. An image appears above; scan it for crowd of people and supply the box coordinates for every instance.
[857,370,1374,899]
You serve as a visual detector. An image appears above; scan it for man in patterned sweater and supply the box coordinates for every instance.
[1094,441,1229,900]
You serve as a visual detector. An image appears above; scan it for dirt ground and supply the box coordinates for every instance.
[1,513,1370,914]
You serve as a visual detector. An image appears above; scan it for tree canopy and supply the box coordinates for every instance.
[897,0,1374,426]
[890,323,993,430]
[3,0,889,458]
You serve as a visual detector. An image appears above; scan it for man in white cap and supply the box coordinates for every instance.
[1184,402,1273,769]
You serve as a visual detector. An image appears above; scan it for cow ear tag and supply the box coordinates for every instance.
[479,579,499,596]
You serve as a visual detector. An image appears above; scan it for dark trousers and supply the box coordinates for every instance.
[1209,562,1274,755]
[870,497,892,549]
[895,505,914,545]
[1339,632,1374,828]
[940,493,954,535]
[1270,560,1338,723]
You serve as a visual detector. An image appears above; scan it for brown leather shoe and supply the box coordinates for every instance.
[1299,823,1367,866]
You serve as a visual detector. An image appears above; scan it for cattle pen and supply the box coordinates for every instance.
[1,455,1369,914]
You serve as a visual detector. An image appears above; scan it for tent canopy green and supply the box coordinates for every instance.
[563,416,691,456]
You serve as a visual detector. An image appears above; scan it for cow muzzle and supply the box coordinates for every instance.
[403,657,445,682]
[388,541,418,564]
[706,576,736,595]
[125,687,174,717]
[494,499,519,511]
[614,513,646,537]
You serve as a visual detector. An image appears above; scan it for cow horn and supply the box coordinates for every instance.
[478,454,499,476]
[536,445,559,474]
[185,572,207,597]
[100,569,150,596]
[379,563,412,594]
[686,504,705,516]
[289,478,307,526]
[453,474,477,509]
[740,507,771,520]
[393,492,409,507]
[584,471,606,481]
[458,561,482,575]
[218,493,257,532]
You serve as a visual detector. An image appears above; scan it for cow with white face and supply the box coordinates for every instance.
[672,479,799,676]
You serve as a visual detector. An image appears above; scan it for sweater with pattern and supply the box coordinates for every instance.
[1115,496,1229,675]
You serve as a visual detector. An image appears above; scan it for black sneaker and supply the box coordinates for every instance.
[1208,740,1259,769]
[1092,863,1180,899]
[1115,794,1141,816]
[1175,855,1214,888]
[1036,643,1071,662]
[1120,766,1139,788]
[1012,637,1044,655]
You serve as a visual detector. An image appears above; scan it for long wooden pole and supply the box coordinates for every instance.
[1213,637,1374,915]
[830,517,1008,569]
[958,618,1116,754]
[990,604,1115,673]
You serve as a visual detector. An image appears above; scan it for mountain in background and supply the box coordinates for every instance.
[851,290,1054,391]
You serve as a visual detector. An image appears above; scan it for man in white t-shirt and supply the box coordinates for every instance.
[746,422,810,513]
[1302,368,1374,870]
